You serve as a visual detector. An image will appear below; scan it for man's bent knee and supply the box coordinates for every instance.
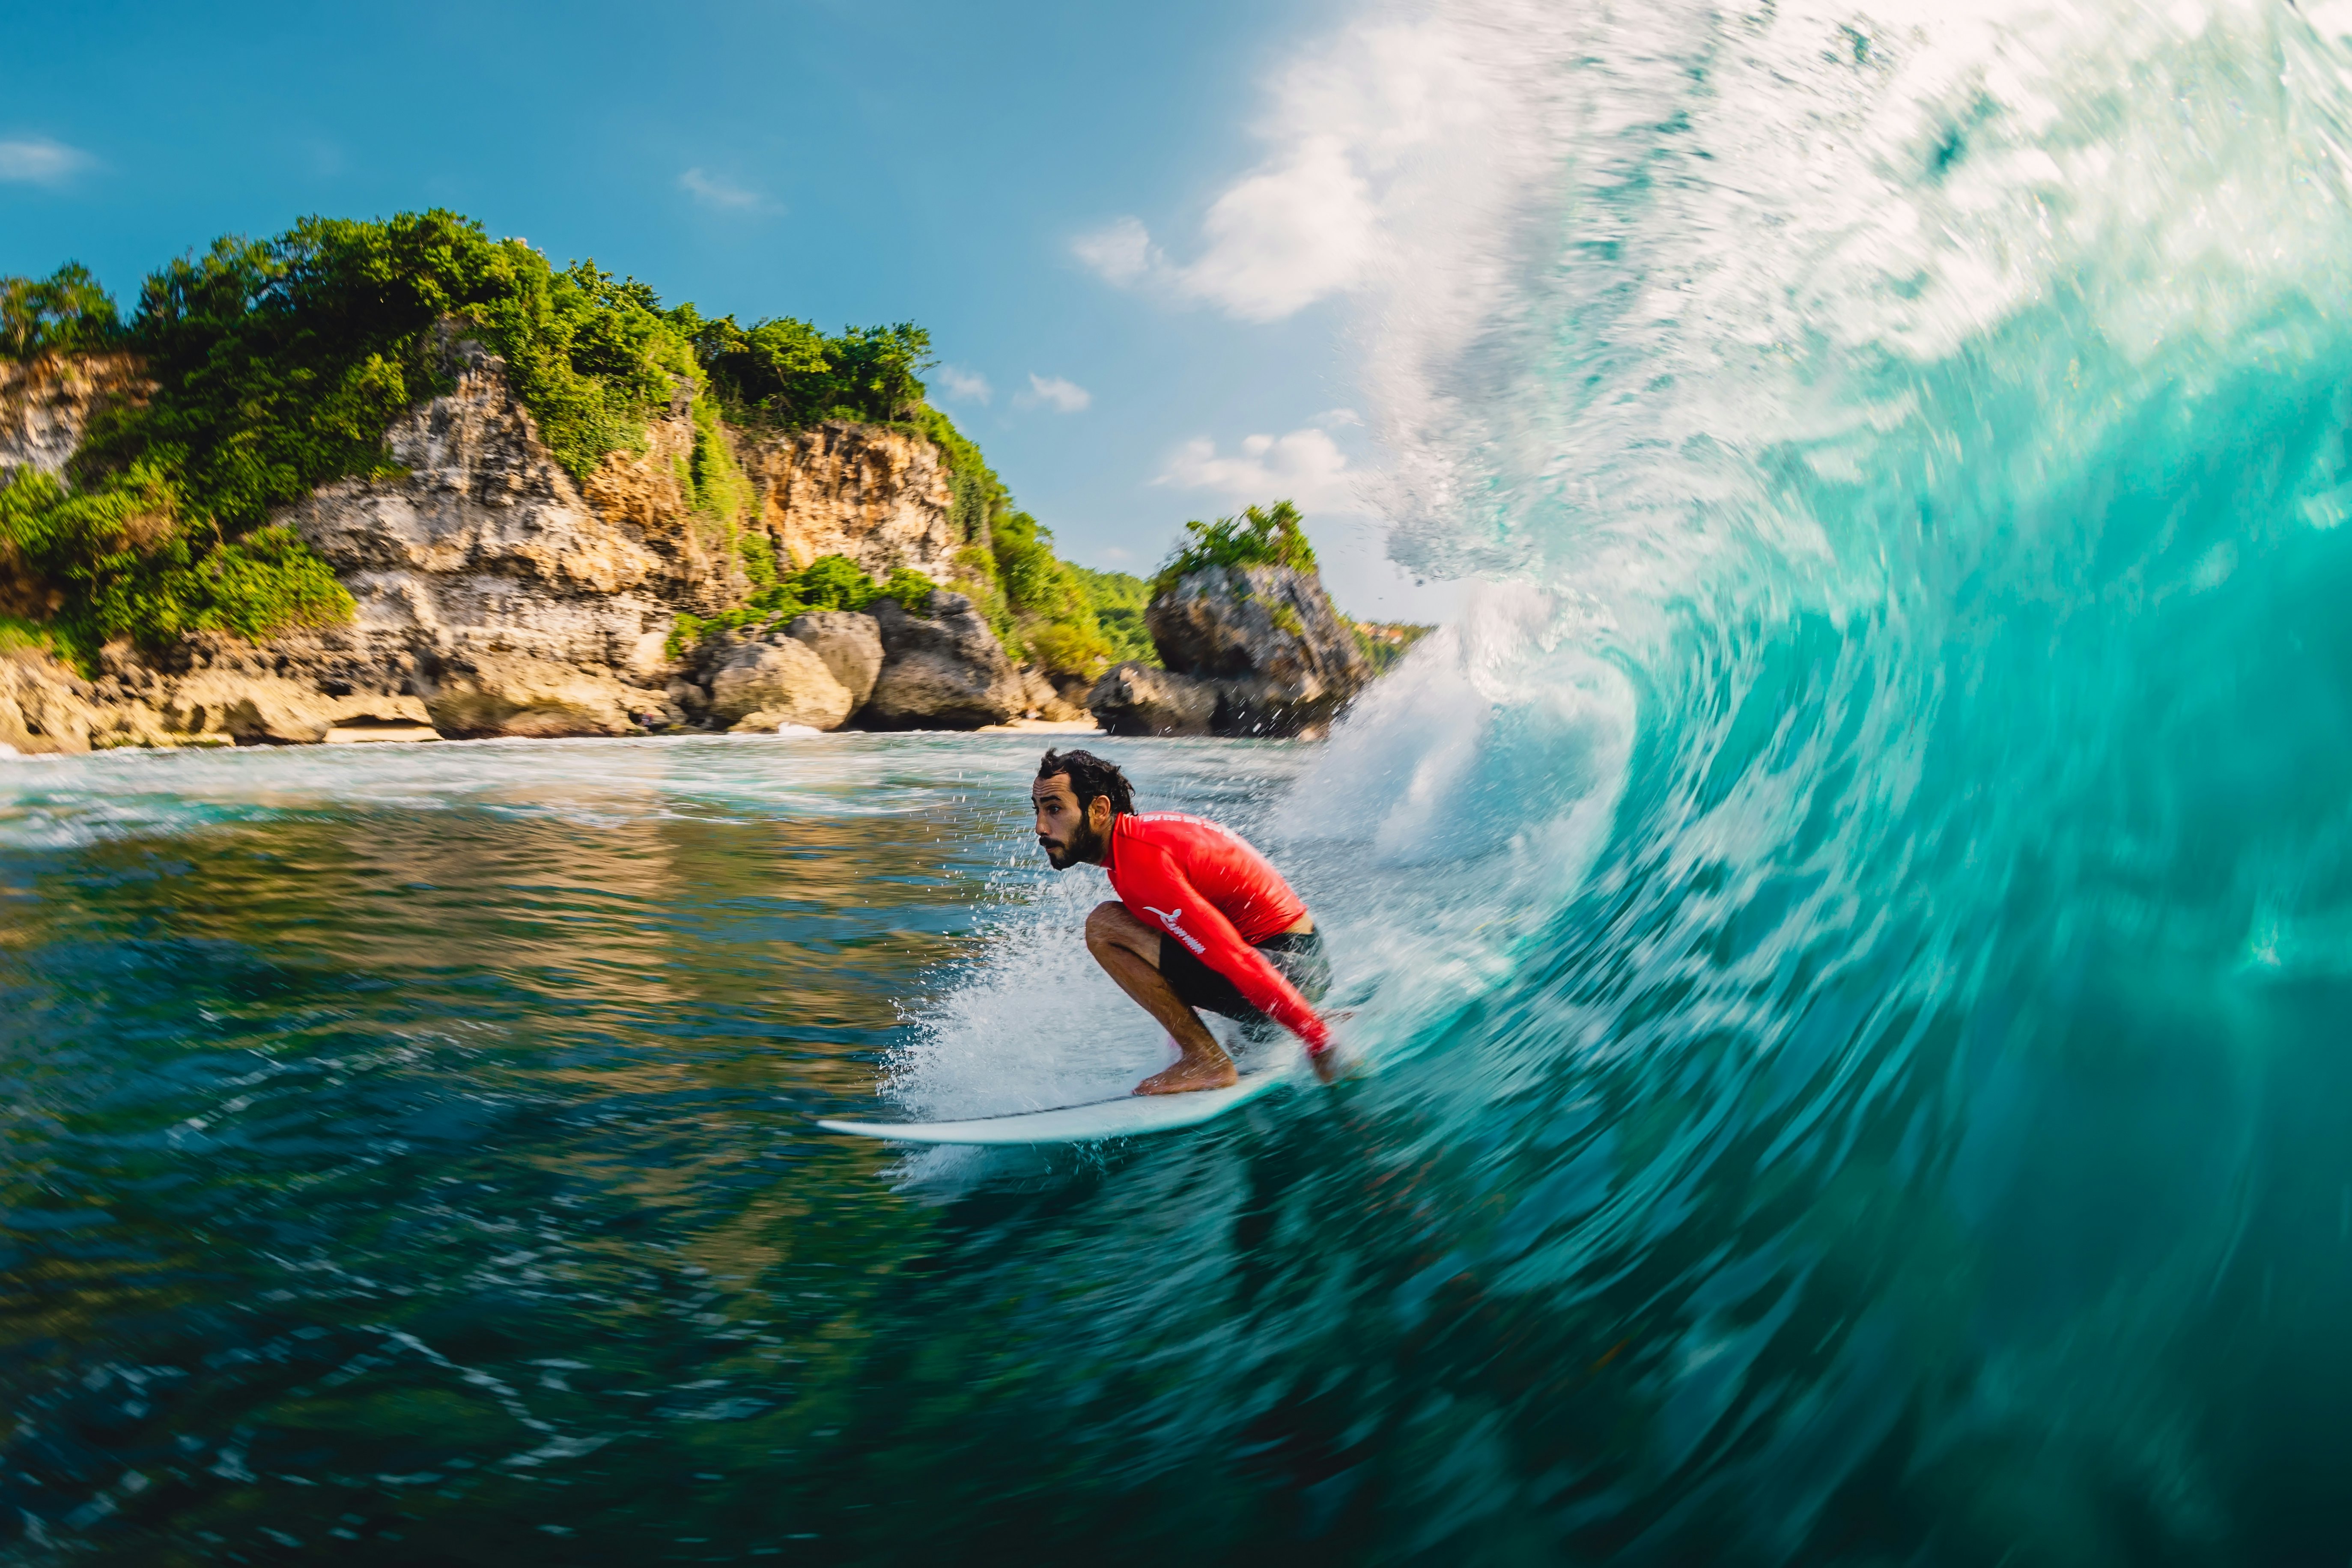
[1085,901,1156,963]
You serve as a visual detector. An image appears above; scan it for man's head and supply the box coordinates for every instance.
[1031,748,1134,869]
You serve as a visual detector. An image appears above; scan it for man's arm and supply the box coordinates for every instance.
[1121,842,1333,1055]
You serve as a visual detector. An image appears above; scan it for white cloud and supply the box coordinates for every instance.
[0,136,94,187]
[1181,135,1376,321]
[1312,407,1364,427]
[1073,217,1155,284]
[934,365,993,404]
[1153,426,1356,512]
[679,167,765,211]
[1076,21,1488,322]
[1019,373,1092,414]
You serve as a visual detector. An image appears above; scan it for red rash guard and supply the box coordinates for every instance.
[1103,811,1331,1053]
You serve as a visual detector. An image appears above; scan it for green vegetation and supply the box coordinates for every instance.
[1151,498,1318,595]
[0,265,120,361]
[677,309,929,429]
[665,553,933,658]
[1069,565,1156,666]
[896,403,1121,680]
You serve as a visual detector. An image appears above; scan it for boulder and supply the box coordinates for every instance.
[1088,662,1219,737]
[0,647,101,755]
[1143,563,1373,736]
[783,611,883,709]
[1020,666,1087,724]
[862,592,1026,729]
[707,637,856,730]
[414,650,680,739]
[166,671,432,745]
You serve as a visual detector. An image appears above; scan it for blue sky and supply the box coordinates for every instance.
[0,0,1456,620]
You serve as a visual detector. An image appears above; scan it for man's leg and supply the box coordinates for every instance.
[1083,901,1239,1094]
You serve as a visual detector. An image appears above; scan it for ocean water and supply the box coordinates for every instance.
[17,0,2352,1560]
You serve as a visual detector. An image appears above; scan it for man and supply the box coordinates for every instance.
[1030,747,1337,1095]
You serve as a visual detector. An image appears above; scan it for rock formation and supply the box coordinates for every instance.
[1088,663,1219,737]
[738,424,958,581]
[707,637,856,732]
[0,331,1085,751]
[1091,562,1371,737]
[783,611,883,707]
[864,592,1027,729]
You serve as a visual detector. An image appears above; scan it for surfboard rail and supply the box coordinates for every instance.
[817,1064,1294,1146]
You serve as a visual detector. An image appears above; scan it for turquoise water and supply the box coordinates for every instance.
[19,0,2352,1560]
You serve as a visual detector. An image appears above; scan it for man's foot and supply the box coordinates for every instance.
[1134,1049,1239,1095]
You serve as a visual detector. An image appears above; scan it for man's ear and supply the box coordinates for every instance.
[1088,795,1113,834]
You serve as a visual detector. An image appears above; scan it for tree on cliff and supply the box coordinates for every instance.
[0,265,119,363]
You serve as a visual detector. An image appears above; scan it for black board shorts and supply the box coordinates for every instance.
[1158,929,1330,1038]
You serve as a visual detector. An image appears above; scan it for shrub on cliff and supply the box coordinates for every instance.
[1151,500,1318,596]
[902,404,1118,680]
[0,467,352,652]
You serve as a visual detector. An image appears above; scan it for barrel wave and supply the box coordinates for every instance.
[10,0,2352,1561]
[1216,0,2352,1555]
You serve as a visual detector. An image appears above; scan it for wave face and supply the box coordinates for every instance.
[1235,0,2352,1553]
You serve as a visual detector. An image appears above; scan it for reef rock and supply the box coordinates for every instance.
[863,592,1026,729]
[707,637,856,731]
[1140,563,1372,736]
[782,611,883,709]
[1086,662,1219,737]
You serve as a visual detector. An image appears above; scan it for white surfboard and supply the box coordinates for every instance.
[817,1063,1295,1146]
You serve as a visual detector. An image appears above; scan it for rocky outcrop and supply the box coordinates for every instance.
[1088,662,1219,737]
[0,635,438,754]
[784,611,882,707]
[1094,563,1371,737]
[0,647,101,754]
[278,337,698,705]
[411,650,679,739]
[707,637,856,731]
[863,592,1026,729]
[0,334,1071,750]
[737,423,958,581]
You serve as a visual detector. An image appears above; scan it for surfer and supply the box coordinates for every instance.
[1031,747,1337,1095]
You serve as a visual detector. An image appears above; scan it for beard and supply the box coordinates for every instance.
[1040,814,1105,870]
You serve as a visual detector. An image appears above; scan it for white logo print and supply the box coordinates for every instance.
[1143,904,1207,955]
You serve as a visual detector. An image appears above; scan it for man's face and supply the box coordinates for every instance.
[1032,773,1106,869]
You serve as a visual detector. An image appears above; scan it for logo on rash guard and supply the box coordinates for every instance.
[1143,904,1207,955]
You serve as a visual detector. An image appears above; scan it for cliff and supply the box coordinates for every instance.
[0,336,1030,751]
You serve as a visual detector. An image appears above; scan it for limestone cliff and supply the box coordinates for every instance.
[738,423,957,582]
[0,334,1028,751]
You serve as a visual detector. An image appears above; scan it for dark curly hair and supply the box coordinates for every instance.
[1037,747,1134,818]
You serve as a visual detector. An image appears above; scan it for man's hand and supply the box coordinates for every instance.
[1309,1045,1345,1085]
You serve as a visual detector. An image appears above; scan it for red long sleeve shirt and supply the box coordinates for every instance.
[1103,811,1331,1053]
